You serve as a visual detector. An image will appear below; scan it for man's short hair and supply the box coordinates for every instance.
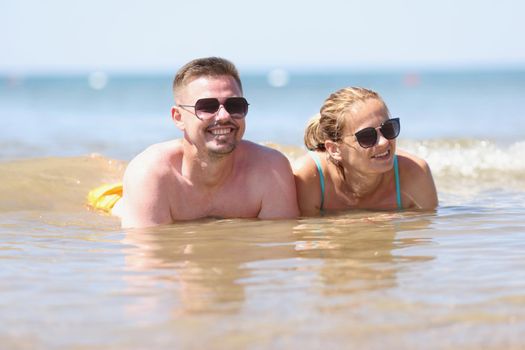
[173,57,243,98]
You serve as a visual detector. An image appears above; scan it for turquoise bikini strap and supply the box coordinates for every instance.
[394,155,402,209]
[308,151,325,211]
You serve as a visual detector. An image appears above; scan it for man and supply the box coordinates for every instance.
[113,57,299,228]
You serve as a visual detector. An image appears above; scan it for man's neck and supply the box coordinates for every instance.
[181,142,237,189]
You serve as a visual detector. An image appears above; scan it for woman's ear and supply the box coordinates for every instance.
[171,106,185,131]
[325,140,342,162]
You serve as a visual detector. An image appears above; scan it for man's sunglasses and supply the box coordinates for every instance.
[178,97,249,120]
[351,118,400,148]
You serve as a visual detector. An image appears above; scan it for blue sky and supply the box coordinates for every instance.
[1,0,524,74]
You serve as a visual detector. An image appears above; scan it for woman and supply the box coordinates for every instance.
[294,87,438,216]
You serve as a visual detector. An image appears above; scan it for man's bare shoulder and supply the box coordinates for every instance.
[118,140,183,228]
[238,140,292,167]
[236,140,295,189]
[237,141,299,218]
[238,140,282,155]
[126,140,183,176]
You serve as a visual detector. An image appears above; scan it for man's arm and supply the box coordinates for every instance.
[257,151,300,219]
[119,153,174,228]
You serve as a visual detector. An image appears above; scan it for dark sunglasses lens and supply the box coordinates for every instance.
[355,128,378,148]
[195,98,220,118]
[224,98,248,118]
[381,118,400,139]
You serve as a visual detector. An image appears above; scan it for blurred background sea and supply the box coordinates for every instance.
[2,69,525,159]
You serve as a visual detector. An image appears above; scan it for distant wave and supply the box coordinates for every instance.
[397,138,525,194]
[272,138,525,193]
[267,138,525,176]
[399,138,524,174]
[0,139,523,212]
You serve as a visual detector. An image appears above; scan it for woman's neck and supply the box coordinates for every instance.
[331,162,385,202]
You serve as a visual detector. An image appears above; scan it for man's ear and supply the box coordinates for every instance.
[171,106,185,131]
[325,140,342,162]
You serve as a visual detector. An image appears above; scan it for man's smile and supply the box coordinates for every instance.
[209,127,234,136]
[206,122,238,137]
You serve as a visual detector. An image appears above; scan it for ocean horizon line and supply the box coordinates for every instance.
[2,64,525,79]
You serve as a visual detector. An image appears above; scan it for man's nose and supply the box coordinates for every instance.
[214,105,231,121]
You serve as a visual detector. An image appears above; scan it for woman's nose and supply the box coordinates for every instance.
[376,130,390,146]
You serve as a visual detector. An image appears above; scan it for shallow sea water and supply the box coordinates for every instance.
[1,152,525,350]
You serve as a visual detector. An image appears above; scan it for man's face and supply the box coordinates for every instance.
[175,75,246,158]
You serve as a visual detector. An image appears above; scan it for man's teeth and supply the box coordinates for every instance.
[210,128,231,135]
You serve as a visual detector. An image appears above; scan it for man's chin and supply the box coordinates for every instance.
[206,142,237,158]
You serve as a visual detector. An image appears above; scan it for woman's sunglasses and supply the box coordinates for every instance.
[352,118,401,148]
[178,97,249,120]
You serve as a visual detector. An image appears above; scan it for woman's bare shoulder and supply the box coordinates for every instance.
[396,150,438,209]
[293,151,322,179]
[396,150,430,170]
[293,151,324,216]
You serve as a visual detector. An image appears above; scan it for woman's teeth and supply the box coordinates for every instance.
[372,150,389,158]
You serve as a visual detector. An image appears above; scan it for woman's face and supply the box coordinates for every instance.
[340,98,397,174]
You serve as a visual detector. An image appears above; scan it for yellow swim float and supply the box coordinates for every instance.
[87,182,122,213]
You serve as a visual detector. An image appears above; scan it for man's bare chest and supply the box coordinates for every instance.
[169,182,262,220]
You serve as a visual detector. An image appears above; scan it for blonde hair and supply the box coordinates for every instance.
[173,57,242,98]
[304,87,386,151]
